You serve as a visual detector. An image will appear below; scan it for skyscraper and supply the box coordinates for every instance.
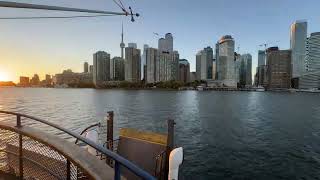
[156,52,171,82]
[305,32,320,72]
[235,53,241,85]
[19,76,30,87]
[257,50,267,87]
[239,54,252,87]
[179,59,190,83]
[156,51,179,82]
[141,44,149,80]
[120,23,125,59]
[165,33,173,52]
[125,46,141,82]
[84,62,89,73]
[212,59,216,80]
[30,74,40,86]
[158,38,166,53]
[45,74,52,85]
[146,47,158,83]
[158,33,173,53]
[216,35,236,87]
[290,20,307,78]
[128,43,137,49]
[93,51,110,87]
[299,32,320,89]
[171,51,180,80]
[258,50,266,66]
[155,33,178,82]
[266,47,292,89]
[89,65,93,74]
[190,72,197,82]
[110,57,125,81]
[196,46,213,80]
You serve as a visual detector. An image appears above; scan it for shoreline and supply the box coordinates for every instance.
[2,86,320,93]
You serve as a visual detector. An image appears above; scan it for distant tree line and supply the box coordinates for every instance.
[47,80,207,89]
[0,81,16,87]
[66,82,95,88]
[97,80,207,89]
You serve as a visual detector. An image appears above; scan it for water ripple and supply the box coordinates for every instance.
[0,88,320,179]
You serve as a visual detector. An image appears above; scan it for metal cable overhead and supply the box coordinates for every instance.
[0,14,117,20]
[112,0,126,13]
[0,1,139,21]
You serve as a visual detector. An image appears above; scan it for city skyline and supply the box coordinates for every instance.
[1,0,320,82]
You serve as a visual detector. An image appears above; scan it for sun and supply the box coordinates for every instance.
[0,71,10,81]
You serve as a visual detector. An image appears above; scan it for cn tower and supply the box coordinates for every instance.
[120,23,125,59]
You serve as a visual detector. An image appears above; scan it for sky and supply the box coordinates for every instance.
[0,0,320,82]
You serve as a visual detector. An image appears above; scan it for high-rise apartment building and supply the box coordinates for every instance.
[156,52,178,82]
[196,46,213,80]
[155,33,179,82]
[93,51,110,87]
[19,76,30,87]
[84,62,89,73]
[146,48,158,83]
[212,59,216,80]
[45,74,52,85]
[235,53,241,85]
[125,46,141,82]
[179,59,190,83]
[110,57,125,81]
[190,72,197,82]
[89,65,93,74]
[30,74,40,86]
[171,51,180,81]
[165,33,173,52]
[158,33,173,53]
[299,32,320,89]
[141,44,149,80]
[128,43,137,49]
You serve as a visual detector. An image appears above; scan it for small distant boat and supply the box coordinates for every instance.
[54,84,69,88]
[289,89,297,93]
[255,86,265,92]
[197,86,204,91]
[298,88,320,93]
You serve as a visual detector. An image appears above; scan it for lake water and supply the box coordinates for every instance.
[0,87,320,179]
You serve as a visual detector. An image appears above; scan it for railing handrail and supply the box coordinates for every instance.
[0,110,156,180]
[75,122,100,144]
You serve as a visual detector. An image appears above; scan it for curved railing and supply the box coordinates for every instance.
[0,110,156,180]
[74,122,100,145]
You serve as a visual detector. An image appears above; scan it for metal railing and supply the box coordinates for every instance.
[0,110,156,180]
[74,122,101,145]
[154,150,167,180]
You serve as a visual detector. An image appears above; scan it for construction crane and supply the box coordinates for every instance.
[259,41,280,51]
[0,1,139,22]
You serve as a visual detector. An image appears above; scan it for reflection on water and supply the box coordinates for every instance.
[0,88,320,179]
